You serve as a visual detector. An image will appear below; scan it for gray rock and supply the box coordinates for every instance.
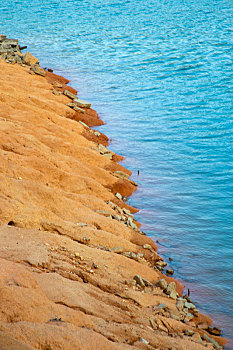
[94,131,101,136]
[169,291,178,300]
[184,301,195,309]
[30,66,45,77]
[139,338,149,345]
[110,247,123,254]
[202,334,222,349]
[73,97,91,108]
[156,279,167,290]
[166,268,174,276]
[166,282,176,295]
[133,275,145,287]
[73,105,85,113]
[79,121,89,128]
[115,192,122,200]
[63,89,77,100]
[103,153,113,160]
[184,313,194,323]
[176,300,184,311]
[143,244,152,251]
[98,144,110,155]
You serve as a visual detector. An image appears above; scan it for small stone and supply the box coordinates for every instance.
[75,252,80,257]
[166,282,176,295]
[207,326,221,336]
[176,300,185,311]
[193,309,199,317]
[103,153,113,160]
[202,333,222,349]
[169,290,178,300]
[79,120,89,128]
[98,144,110,155]
[139,338,149,345]
[184,329,195,336]
[184,313,194,323]
[110,247,124,253]
[156,279,167,290]
[73,105,85,113]
[53,81,62,88]
[143,244,152,251]
[166,268,174,276]
[142,277,153,287]
[30,66,46,77]
[133,275,145,287]
[93,131,101,136]
[73,97,91,108]
[18,176,22,180]
[115,192,122,200]
[63,89,77,100]
[192,333,202,344]
[184,302,195,309]
[52,89,60,95]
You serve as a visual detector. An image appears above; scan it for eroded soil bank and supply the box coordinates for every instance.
[0,40,226,349]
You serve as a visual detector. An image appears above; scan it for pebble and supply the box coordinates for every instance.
[156,279,167,290]
[139,338,149,345]
[133,275,145,287]
[184,302,195,309]
[202,333,222,349]
[115,192,122,200]
[52,89,60,95]
[184,313,194,323]
[166,268,174,276]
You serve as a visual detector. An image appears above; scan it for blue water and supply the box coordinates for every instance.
[1,0,233,346]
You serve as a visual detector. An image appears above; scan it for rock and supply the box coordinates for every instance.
[184,329,195,336]
[30,66,45,77]
[166,282,176,295]
[142,277,153,287]
[156,260,167,268]
[103,153,113,160]
[193,308,199,317]
[202,333,222,349]
[192,333,202,344]
[63,89,77,99]
[110,247,124,254]
[52,89,60,96]
[166,268,174,276]
[156,279,167,290]
[94,131,100,136]
[139,338,149,345]
[169,290,178,300]
[73,98,91,108]
[23,52,39,66]
[73,105,85,113]
[184,302,195,309]
[133,275,145,287]
[143,244,152,251]
[197,322,209,330]
[176,300,184,311]
[53,81,62,88]
[0,34,7,41]
[184,313,194,323]
[98,144,110,155]
[207,326,221,336]
[79,121,89,128]
[115,192,122,200]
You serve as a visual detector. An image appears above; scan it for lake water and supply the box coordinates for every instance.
[1,0,233,346]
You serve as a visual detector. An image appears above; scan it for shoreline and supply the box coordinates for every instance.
[0,36,227,349]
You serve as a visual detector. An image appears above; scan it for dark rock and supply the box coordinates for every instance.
[166,268,174,276]
[133,275,145,287]
[207,326,221,336]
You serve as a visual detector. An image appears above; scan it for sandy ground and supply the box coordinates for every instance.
[0,59,226,349]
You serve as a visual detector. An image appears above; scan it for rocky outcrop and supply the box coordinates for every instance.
[0,40,226,350]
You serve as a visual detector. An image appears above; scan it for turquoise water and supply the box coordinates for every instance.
[1,0,233,346]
